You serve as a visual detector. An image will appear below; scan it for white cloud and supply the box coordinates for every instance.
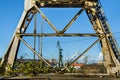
[97,52,103,61]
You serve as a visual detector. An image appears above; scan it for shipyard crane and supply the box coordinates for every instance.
[57,41,63,68]
[0,0,120,76]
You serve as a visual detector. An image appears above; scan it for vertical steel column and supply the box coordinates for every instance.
[85,0,120,75]
[0,11,28,68]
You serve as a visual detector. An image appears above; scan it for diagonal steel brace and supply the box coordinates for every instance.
[16,35,58,73]
[35,5,59,33]
[60,35,105,73]
[60,9,84,34]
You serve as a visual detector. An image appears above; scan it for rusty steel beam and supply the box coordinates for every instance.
[35,0,98,8]
[17,33,102,37]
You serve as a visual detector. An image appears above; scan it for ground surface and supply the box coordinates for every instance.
[5,76,120,80]
[1,74,120,80]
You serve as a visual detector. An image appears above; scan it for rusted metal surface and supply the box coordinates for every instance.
[17,33,100,37]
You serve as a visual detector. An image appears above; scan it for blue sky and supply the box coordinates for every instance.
[0,0,120,63]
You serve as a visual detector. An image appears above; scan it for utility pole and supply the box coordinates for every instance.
[33,13,37,60]
[57,41,63,68]
[38,16,44,69]
[33,12,37,75]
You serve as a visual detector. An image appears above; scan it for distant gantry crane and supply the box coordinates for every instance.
[57,41,63,68]
[0,0,120,76]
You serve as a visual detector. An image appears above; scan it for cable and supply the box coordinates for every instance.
[42,37,98,45]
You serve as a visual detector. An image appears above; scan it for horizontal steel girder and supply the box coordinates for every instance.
[32,0,98,8]
[17,33,102,37]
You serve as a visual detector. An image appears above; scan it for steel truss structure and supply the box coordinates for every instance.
[1,0,120,75]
